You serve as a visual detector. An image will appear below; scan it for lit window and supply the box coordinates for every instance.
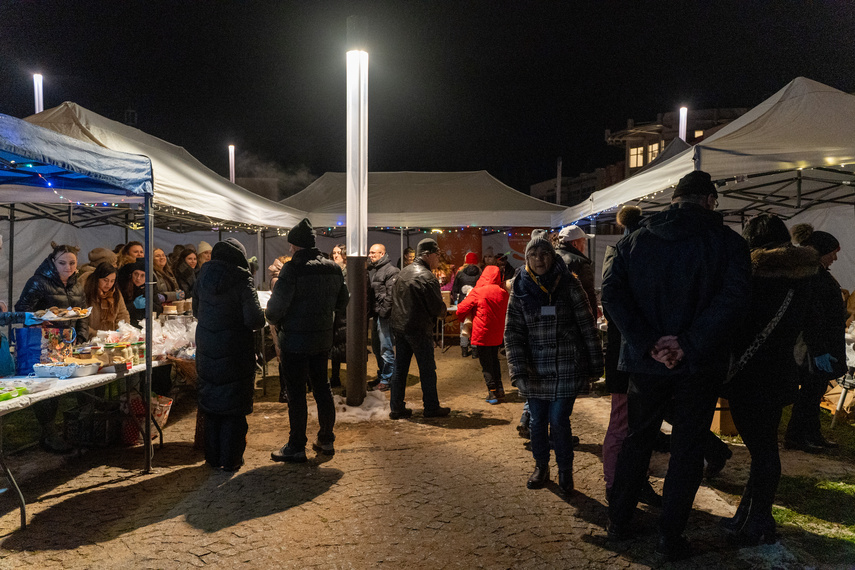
[694,130,704,138]
[630,146,644,168]
[648,145,660,163]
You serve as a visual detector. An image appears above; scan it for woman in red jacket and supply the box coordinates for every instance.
[457,265,510,404]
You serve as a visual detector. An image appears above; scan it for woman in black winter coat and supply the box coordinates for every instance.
[193,239,266,472]
[723,215,819,545]
[15,242,89,452]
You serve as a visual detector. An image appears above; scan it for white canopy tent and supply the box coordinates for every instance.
[25,102,306,230]
[555,77,855,288]
[282,170,566,228]
[556,77,855,226]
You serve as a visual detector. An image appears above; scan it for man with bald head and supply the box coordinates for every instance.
[367,243,399,390]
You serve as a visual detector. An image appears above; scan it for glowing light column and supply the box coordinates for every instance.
[345,17,369,405]
[33,74,44,113]
[346,48,368,257]
[228,144,236,183]
[679,106,688,141]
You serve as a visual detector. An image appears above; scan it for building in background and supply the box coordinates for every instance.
[532,107,748,208]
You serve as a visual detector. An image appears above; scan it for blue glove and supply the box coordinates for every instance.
[157,294,167,304]
[24,313,41,326]
[133,296,146,309]
[814,353,838,373]
[176,289,186,300]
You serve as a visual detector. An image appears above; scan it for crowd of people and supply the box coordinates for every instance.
[13,239,208,452]
[9,172,848,561]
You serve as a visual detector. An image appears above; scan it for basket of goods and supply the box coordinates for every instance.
[63,401,121,447]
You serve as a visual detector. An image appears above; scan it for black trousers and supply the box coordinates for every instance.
[476,345,503,392]
[608,370,720,539]
[204,413,248,469]
[730,387,783,520]
[282,351,336,449]
[785,368,827,443]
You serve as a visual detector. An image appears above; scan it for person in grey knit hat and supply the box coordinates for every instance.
[505,229,603,496]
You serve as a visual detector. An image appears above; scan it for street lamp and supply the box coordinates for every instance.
[33,74,43,114]
[228,144,236,183]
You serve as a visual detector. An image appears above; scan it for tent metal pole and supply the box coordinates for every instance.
[7,205,14,338]
[124,212,129,243]
[796,170,802,209]
[400,227,403,269]
[143,194,153,473]
[256,230,263,284]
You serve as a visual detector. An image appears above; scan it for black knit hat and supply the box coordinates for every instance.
[417,238,440,256]
[672,170,718,199]
[799,224,840,257]
[288,218,316,249]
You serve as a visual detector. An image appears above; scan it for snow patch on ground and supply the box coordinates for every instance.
[307,389,391,423]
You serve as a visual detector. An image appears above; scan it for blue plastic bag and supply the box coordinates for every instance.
[14,327,43,376]
[0,332,15,377]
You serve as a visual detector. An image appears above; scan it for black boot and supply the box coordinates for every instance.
[527,464,549,489]
[722,481,754,534]
[558,469,574,494]
[728,511,777,546]
[461,345,470,358]
[721,495,752,534]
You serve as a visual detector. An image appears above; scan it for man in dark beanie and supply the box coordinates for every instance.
[266,218,349,462]
[388,237,451,419]
[602,170,751,560]
[784,224,846,452]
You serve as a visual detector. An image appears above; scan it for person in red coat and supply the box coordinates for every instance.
[456,265,510,404]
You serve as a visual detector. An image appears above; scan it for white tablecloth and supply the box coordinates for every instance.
[0,361,164,418]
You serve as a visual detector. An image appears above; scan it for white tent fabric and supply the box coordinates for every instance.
[0,112,152,200]
[556,77,855,226]
[26,102,305,228]
[282,171,565,228]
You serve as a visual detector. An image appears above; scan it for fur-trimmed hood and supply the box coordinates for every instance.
[751,244,819,280]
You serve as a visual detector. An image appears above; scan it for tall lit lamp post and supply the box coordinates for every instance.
[228,144,236,183]
[33,74,44,114]
[678,106,688,142]
[345,16,369,406]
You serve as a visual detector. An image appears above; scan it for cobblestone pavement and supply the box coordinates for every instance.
[0,348,827,569]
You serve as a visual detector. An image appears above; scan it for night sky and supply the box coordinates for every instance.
[3,1,855,195]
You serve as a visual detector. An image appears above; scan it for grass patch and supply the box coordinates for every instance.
[772,475,855,565]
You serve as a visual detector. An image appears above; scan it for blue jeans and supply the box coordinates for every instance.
[528,397,576,471]
[390,331,440,413]
[372,317,395,383]
[282,351,336,448]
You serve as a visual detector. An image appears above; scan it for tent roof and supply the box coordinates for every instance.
[0,112,152,199]
[282,171,565,228]
[25,102,305,230]
[558,77,855,225]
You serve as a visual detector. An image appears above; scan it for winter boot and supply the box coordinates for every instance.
[526,463,550,489]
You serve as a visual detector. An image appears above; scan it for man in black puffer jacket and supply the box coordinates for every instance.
[602,171,751,559]
[266,218,349,462]
[388,238,451,419]
[194,239,266,472]
[367,244,399,390]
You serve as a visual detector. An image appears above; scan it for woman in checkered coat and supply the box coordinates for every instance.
[504,230,603,495]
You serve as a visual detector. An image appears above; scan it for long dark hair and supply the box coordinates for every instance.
[84,262,121,323]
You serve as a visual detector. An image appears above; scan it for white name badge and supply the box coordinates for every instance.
[541,306,556,316]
